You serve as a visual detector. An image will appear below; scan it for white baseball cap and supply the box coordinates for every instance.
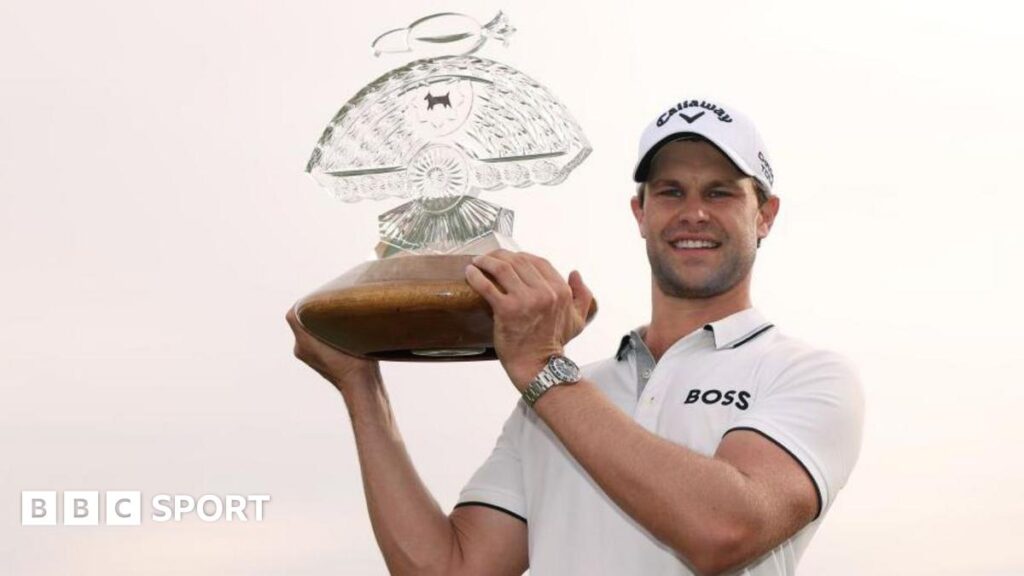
[632,97,775,193]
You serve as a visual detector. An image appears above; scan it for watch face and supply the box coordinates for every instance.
[550,356,580,382]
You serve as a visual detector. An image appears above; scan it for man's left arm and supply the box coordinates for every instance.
[465,250,849,575]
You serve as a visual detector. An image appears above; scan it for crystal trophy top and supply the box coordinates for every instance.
[305,11,591,257]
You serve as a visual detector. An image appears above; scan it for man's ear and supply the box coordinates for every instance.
[630,194,646,239]
[757,195,781,242]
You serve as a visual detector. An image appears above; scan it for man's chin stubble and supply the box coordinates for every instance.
[648,248,753,300]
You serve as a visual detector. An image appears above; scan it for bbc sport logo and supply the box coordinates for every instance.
[21,491,270,526]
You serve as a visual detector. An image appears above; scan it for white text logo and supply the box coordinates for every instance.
[21,491,270,526]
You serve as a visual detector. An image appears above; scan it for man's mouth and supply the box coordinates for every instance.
[669,239,721,250]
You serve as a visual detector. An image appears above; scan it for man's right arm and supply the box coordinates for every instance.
[287,308,528,576]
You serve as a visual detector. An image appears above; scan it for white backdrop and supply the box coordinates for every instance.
[2,0,1022,574]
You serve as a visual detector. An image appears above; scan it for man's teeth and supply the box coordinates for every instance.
[671,240,719,249]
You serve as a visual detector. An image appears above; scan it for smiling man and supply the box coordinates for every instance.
[287,98,864,575]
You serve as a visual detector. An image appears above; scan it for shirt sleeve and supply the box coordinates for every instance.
[726,348,865,518]
[455,401,529,523]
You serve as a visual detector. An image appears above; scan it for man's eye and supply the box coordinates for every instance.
[658,189,682,197]
[708,190,732,198]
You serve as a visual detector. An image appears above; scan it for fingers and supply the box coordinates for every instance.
[465,263,507,308]
[286,305,315,341]
[528,255,573,304]
[470,251,539,293]
[286,306,312,358]
[287,305,333,358]
[471,251,523,291]
[285,306,301,332]
[500,253,548,290]
[568,270,596,321]
[471,251,565,311]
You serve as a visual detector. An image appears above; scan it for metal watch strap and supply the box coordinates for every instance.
[522,368,559,406]
[522,355,580,407]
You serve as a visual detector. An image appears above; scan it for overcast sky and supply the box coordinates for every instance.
[2,0,1022,574]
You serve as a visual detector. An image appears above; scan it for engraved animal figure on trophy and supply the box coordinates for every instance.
[424,92,452,110]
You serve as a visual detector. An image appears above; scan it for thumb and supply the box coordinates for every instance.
[568,270,596,321]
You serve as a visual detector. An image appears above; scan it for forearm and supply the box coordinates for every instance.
[340,375,457,576]
[532,379,770,572]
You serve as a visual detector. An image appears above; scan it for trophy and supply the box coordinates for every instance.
[294,11,593,361]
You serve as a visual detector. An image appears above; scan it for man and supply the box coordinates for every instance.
[287,97,864,575]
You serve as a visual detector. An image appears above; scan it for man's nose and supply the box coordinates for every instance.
[676,196,710,225]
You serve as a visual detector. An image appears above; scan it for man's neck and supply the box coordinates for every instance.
[643,279,753,360]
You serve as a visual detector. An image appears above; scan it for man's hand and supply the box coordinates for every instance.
[464,250,594,390]
[285,306,381,393]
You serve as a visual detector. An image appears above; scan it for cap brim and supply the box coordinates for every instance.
[632,132,755,185]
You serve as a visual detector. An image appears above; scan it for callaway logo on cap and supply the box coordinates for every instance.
[632,98,775,193]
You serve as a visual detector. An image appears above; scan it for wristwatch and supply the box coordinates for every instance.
[522,355,582,407]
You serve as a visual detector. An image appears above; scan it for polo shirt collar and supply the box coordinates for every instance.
[703,307,774,350]
[615,307,774,359]
[615,328,656,362]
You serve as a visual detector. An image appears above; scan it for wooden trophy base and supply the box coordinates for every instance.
[294,254,596,361]
[295,255,499,361]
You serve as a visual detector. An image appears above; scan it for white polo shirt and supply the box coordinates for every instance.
[456,307,864,575]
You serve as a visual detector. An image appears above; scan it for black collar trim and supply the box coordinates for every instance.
[726,323,775,349]
[615,334,632,361]
[615,321,773,360]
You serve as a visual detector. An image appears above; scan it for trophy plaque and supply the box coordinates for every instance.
[294,11,593,361]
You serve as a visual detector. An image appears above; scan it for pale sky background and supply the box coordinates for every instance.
[2,0,1022,574]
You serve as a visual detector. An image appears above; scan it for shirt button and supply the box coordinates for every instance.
[640,369,651,379]
[648,396,655,404]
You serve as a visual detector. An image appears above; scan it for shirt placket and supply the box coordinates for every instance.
[628,332,663,429]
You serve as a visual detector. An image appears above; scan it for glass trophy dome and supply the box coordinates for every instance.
[305,12,591,257]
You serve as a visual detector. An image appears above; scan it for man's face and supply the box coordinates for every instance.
[631,139,780,299]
